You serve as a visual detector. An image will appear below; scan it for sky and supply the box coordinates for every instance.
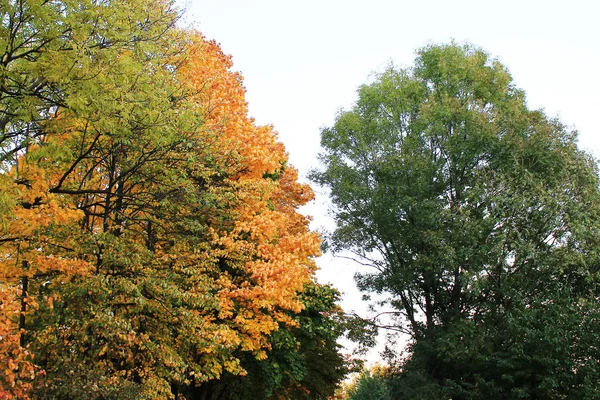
[178,0,600,362]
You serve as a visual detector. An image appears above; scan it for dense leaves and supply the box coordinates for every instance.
[0,1,347,398]
[344,366,391,400]
[205,282,350,400]
[313,42,600,398]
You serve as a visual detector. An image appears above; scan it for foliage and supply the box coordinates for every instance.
[344,365,391,400]
[312,42,600,398]
[205,282,351,400]
[0,1,342,398]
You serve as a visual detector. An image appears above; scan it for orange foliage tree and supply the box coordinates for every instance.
[181,35,321,356]
[1,3,335,395]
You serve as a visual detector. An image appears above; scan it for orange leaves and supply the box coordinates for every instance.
[181,34,286,180]
[0,285,35,399]
[0,157,90,284]
[0,21,326,397]
[177,32,322,366]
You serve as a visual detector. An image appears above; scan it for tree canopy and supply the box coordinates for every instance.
[312,42,600,398]
[0,1,348,398]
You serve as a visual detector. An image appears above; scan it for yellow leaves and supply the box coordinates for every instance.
[29,255,90,278]
[0,19,326,396]
[223,359,245,375]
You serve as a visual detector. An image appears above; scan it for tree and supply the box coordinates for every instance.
[1,4,331,398]
[311,42,600,398]
[344,365,391,400]
[1,1,181,397]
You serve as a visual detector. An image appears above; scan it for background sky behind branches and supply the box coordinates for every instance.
[179,0,600,362]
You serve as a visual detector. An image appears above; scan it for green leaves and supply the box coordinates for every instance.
[209,282,351,400]
[314,42,600,398]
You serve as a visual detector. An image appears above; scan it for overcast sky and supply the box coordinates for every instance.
[178,0,600,362]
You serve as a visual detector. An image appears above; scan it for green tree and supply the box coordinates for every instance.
[345,366,391,400]
[311,42,600,398]
[0,0,179,168]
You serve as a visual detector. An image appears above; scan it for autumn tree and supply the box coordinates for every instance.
[1,0,181,397]
[312,43,600,398]
[1,2,337,398]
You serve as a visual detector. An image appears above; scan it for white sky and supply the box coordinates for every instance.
[179,0,600,363]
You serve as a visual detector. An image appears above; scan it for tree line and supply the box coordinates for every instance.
[3,1,600,399]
